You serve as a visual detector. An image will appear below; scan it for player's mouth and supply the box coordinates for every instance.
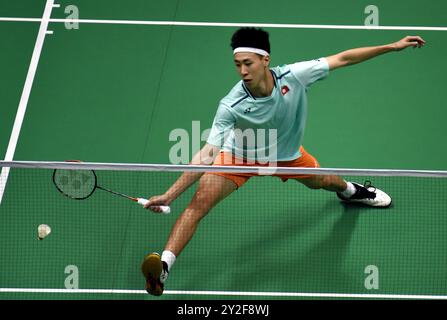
[243,79,252,83]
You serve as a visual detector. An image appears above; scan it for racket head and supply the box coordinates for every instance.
[53,169,97,200]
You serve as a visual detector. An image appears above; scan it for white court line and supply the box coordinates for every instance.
[0,17,447,31]
[0,17,42,22]
[0,288,447,299]
[0,0,55,205]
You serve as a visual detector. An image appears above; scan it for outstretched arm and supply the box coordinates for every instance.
[144,143,220,212]
[326,36,426,71]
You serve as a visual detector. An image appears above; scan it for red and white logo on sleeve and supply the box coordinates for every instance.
[281,85,290,95]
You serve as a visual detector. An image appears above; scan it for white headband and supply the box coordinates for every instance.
[233,47,269,56]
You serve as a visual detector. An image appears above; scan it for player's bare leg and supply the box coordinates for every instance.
[297,174,346,192]
[296,175,391,207]
[165,173,237,255]
[142,174,237,296]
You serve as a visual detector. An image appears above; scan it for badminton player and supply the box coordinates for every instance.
[141,28,425,296]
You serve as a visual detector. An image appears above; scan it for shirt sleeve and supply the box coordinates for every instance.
[206,103,236,148]
[290,57,329,88]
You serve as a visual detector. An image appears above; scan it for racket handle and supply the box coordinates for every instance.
[137,198,171,214]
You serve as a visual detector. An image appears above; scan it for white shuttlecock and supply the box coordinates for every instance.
[38,224,51,240]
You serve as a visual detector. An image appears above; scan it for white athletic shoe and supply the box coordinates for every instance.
[337,181,392,207]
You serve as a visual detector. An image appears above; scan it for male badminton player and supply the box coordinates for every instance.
[141,28,425,296]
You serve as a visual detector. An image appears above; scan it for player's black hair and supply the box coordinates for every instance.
[230,27,271,54]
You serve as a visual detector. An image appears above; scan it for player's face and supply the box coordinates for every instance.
[234,53,270,88]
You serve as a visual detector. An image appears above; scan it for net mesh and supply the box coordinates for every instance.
[1,161,447,300]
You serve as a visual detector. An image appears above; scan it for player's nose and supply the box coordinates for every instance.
[240,65,249,76]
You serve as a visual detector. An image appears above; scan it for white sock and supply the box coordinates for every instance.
[161,250,176,272]
[340,181,356,198]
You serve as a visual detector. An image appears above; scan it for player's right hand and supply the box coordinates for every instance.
[144,194,171,212]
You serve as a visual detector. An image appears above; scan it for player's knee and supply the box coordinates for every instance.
[182,207,208,224]
[188,192,213,216]
[192,190,208,204]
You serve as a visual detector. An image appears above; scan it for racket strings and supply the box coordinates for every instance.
[53,169,96,199]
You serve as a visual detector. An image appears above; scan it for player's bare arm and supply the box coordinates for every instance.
[326,35,426,71]
[145,143,220,212]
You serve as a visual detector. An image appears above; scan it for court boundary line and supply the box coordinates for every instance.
[0,17,447,31]
[1,288,447,299]
[0,1,55,206]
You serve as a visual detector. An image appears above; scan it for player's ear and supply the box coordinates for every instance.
[263,55,270,66]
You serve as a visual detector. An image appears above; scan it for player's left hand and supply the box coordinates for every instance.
[393,36,426,51]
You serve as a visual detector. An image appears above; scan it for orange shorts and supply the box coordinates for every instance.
[208,146,320,188]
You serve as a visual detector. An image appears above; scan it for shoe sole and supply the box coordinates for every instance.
[340,199,393,208]
[141,253,162,279]
[141,253,163,296]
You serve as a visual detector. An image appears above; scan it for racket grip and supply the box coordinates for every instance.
[137,198,171,214]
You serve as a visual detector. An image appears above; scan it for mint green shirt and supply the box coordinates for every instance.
[207,58,329,161]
